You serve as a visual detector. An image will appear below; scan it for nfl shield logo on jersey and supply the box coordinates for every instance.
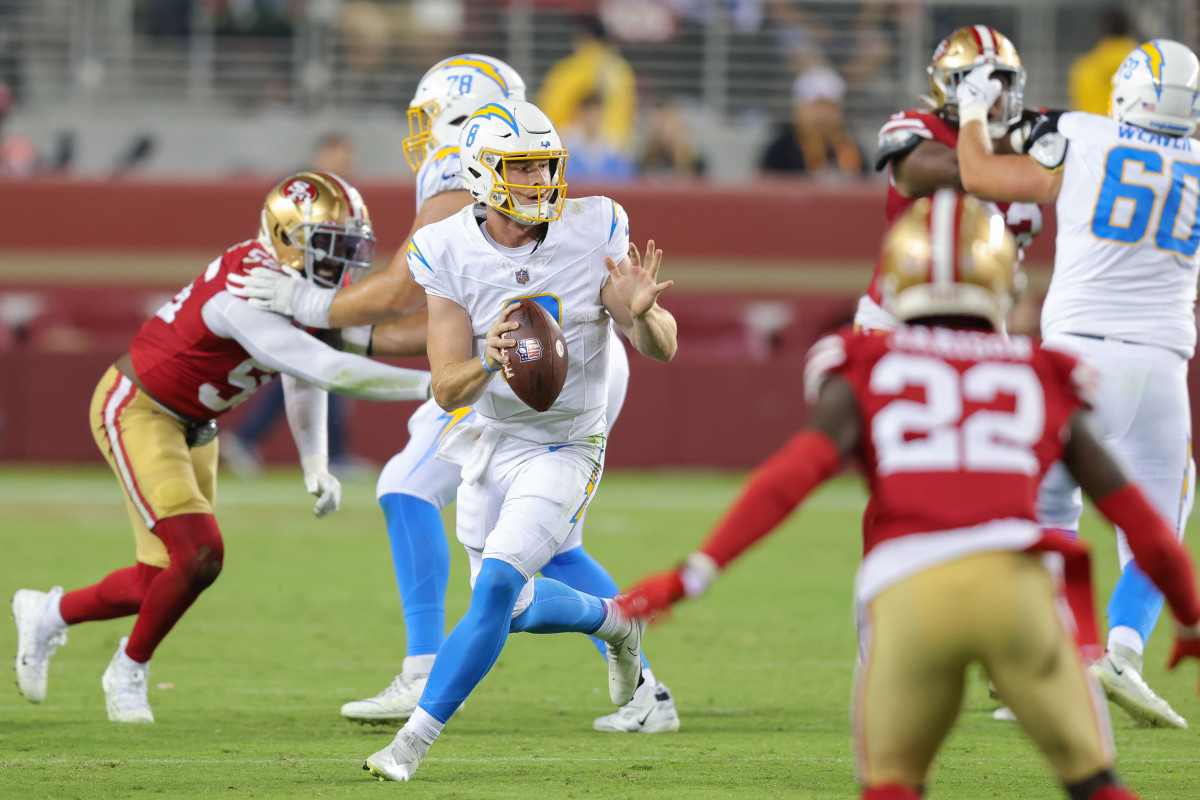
[515,268,529,285]
[516,338,543,362]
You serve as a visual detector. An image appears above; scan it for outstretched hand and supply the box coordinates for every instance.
[617,569,686,620]
[605,240,674,318]
[1167,622,1200,695]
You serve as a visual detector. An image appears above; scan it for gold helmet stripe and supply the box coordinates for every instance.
[929,190,959,288]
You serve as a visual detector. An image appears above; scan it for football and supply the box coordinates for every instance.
[502,298,568,412]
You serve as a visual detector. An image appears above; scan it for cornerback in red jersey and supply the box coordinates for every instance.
[129,240,282,420]
[806,325,1094,555]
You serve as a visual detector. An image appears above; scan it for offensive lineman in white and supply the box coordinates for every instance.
[231,55,680,734]
[956,39,1200,729]
[362,99,678,781]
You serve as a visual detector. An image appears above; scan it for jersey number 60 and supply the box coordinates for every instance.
[1092,145,1200,256]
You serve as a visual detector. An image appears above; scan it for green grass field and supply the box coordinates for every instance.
[2,466,1198,799]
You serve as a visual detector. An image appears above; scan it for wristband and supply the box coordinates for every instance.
[481,353,500,373]
[958,102,989,127]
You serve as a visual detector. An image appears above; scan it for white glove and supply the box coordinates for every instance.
[300,454,341,518]
[679,551,720,598]
[226,266,337,328]
[955,64,1002,119]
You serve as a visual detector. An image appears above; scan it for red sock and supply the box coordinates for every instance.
[125,513,224,663]
[1091,787,1141,800]
[862,785,922,800]
[60,563,163,624]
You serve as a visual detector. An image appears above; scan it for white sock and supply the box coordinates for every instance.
[1108,626,1145,658]
[406,707,444,745]
[403,654,436,676]
[44,594,67,631]
[591,599,627,642]
[118,646,147,669]
[641,667,656,685]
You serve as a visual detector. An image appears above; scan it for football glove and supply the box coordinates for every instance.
[617,552,720,619]
[301,454,342,518]
[1167,620,1200,695]
[227,265,337,328]
[955,64,1003,116]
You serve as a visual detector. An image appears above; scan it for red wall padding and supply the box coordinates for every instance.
[0,177,1058,263]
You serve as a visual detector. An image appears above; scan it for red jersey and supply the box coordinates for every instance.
[807,326,1093,558]
[864,110,1038,309]
[130,240,281,420]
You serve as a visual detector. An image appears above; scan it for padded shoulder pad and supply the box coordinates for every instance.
[1025,110,1068,170]
[875,112,936,172]
[804,333,849,404]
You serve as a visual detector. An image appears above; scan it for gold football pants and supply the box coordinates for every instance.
[90,367,218,568]
[855,549,1114,788]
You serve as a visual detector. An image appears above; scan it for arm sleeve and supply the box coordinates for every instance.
[282,374,328,464]
[698,429,842,569]
[1095,484,1200,627]
[201,291,431,402]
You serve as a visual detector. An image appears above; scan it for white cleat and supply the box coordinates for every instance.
[101,637,154,723]
[12,587,67,703]
[1088,648,1187,729]
[363,728,428,782]
[341,672,427,725]
[992,706,1018,723]
[594,679,681,733]
[606,613,645,706]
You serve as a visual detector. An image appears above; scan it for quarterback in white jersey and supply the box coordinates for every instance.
[362,99,677,782]
[957,39,1200,729]
[230,56,679,736]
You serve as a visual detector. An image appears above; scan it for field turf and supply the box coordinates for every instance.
[2,466,1198,799]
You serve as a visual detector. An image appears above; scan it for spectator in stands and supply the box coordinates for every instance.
[760,65,864,178]
[639,99,705,178]
[537,15,637,154]
[0,83,37,178]
[1068,7,1138,115]
[561,93,637,184]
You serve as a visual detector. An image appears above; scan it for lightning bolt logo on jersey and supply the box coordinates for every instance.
[407,196,629,443]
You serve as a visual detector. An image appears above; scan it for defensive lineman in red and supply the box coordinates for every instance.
[11,172,431,722]
[619,191,1200,800]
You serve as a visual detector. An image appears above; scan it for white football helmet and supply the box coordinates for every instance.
[404,54,527,172]
[1110,40,1200,137]
[459,100,568,226]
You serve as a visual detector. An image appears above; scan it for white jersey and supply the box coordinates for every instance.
[409,196,630,443]
[415,144,468,210]
[1035,111,1200,358]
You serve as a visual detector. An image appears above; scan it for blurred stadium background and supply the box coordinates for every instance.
[1,0,1198,470]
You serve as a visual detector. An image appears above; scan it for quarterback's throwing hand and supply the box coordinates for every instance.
[1167,621,1200,695]
[955,64,1002,112]
[606,239,674,318]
